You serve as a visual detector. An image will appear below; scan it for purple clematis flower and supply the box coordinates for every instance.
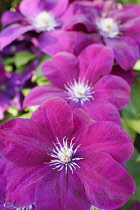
[0,0,68,50]
[0,97,135,209]
[40,0,140,70]
[24,44,130,124]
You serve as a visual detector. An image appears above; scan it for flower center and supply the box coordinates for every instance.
[4,203,35,210]
[16,205,34,210]
[96,17,119,38]
[31,11,58,31]
[65,80,95,105]
[47,137,83,173]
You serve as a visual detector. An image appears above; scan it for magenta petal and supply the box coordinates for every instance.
[6,164,47,207]
[94,75,130,109]
[42,52,79,88]
[104,36,139,70]
[39,30,100,56]
[122,17,140,44]
[0,118,53,166]
[78,44,114,83]
[82,99,121,125]
[51,0,69,17]
[36,170,90,210]
[76,152,135,210]
[72,108,94,144]
[62,1,100,32]
[19,0,41,17]
[79,121,134,163]
[0,24,34,50]
[111,65,135,86]
[1,11,23,27]
[31,97,74,141]
[23,84,67,107]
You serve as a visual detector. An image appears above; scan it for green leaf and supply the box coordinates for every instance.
[14,51,35,68]
[133,59,140,71]
[121,118,136,139]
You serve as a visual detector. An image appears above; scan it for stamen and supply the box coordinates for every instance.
[46,137,83,174]
[96,17,120,38]
[65,79,95,104]
[29,11,58,31]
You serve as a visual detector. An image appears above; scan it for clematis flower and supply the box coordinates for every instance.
[24,44,130,124]
[0,97,135,209]
[0,0,68,50]
[40,0,140,70]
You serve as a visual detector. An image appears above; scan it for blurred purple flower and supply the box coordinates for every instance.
[40,0,140,70]
[131,201,140,210]
[0,97,135,209]
[24,44,130,124]
[0,0,68,50]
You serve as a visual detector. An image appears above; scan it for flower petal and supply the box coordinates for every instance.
[51,0,69,17]
[72,108,94,143]
[0,24,34,50]
[111,65,135,86]
[81,99,121,125]
[78,121,134,164]
[39,30,100,56]
[0,118,53,166]
[23,84,67,107]
[31,97,74,142]
[1,11,23,27]
[36,170,90,210]
[104,36,139,70]
[78,44,114,83]
[42,52,79,88]
[76,152,135,210]
[122,17,140,44]
[94,75,130,109]
[5,164,47,207]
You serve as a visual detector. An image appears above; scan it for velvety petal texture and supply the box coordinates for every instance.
[42,52,79,88]
[78,44,114,83]
[94,75,130,109]
[76,152,135,210]
[0,98,135,209]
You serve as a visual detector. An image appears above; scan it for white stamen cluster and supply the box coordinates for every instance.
[47,137,83,174]
[65,79,95,105]
[31,11,58,31]
[96,17,120,38]
[3,203,35,210]
[16,205,33,210]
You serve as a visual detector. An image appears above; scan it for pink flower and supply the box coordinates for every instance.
[24,44,130,124]
[0,98,135,209]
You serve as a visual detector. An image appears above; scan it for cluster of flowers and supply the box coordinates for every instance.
[0,0,140,209]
